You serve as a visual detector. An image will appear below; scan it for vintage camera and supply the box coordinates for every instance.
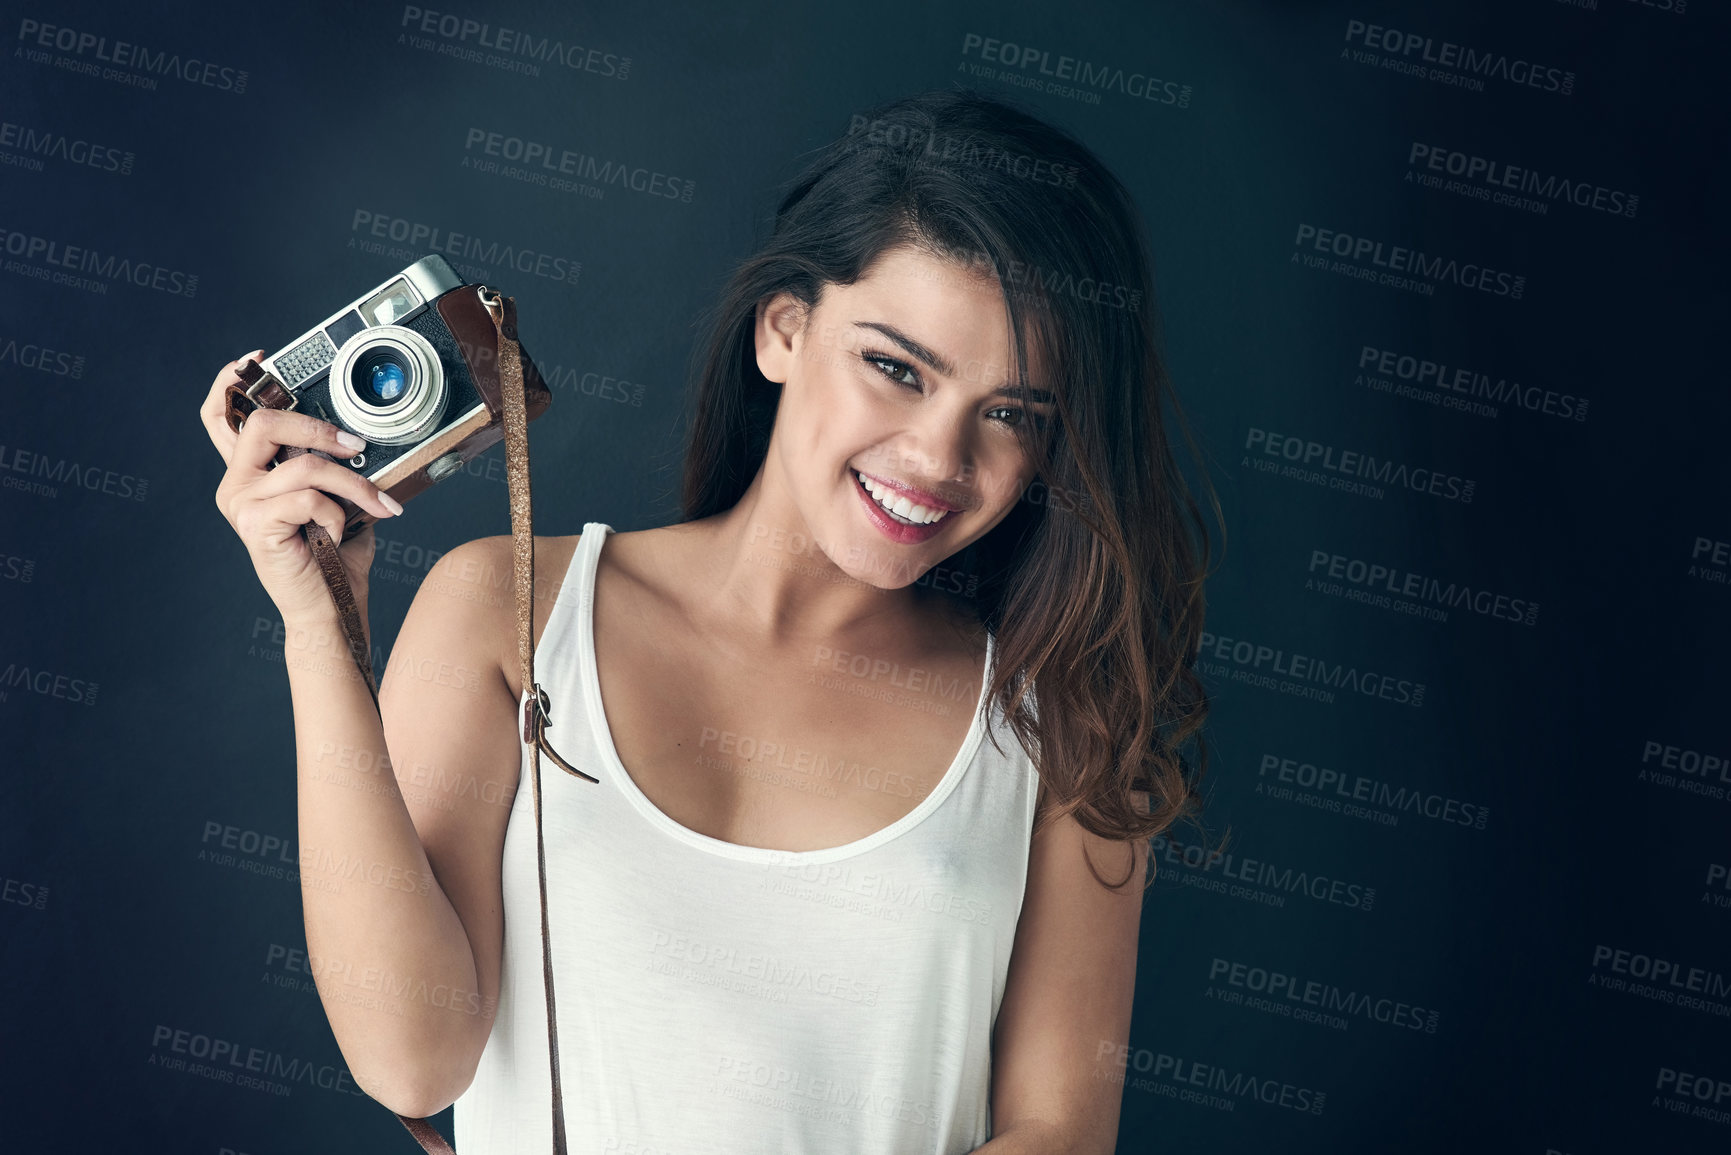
[232,253,551,542]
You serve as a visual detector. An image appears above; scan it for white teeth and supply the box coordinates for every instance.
[856,470,948,526]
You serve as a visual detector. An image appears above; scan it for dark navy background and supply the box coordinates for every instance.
[1,0,1725,1151]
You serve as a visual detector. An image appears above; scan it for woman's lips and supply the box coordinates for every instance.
[852,468,951,544]
[854,468,962,513]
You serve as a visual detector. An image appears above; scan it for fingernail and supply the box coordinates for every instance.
[380,491,405,516]
[336,431,365,451]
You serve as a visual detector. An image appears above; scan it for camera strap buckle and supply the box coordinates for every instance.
[222,358,298,434]
[521,681,599,784]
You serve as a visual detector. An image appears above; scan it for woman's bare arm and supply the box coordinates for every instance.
[980,795,1149,1154]
[287,535,528,1118]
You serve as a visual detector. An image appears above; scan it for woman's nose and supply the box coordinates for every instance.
[911,407,976,485]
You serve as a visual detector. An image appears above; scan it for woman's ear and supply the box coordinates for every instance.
[754,292,806,385]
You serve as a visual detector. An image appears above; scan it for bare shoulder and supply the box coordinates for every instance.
[413,532,585,703]
[584,521,711,621]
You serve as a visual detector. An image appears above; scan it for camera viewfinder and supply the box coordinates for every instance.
[359,278,423,327]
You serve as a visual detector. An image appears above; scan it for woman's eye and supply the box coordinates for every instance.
[863,351,1051,432]
[863,353,920,389]
[992,406,1054,431]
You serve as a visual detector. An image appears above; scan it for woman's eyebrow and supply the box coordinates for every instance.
[855,321,956,377]
[992,382,1057,406]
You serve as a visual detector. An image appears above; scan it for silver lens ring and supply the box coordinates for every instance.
[327,325,447,445]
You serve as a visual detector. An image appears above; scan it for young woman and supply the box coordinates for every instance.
[200,89,1216,1154]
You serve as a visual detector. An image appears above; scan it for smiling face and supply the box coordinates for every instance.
[753,242,1054,590]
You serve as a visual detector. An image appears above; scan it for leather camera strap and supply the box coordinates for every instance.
[224,286,597,1153]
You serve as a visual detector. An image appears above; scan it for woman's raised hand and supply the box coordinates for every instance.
[200,350,403,623]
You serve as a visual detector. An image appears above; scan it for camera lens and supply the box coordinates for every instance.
[328,326,447,447]
[353,348,412,407]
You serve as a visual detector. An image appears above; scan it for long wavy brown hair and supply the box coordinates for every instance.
[677,88,1225,891]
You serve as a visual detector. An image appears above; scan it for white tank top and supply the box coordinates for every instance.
[452,523,1042,1154]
